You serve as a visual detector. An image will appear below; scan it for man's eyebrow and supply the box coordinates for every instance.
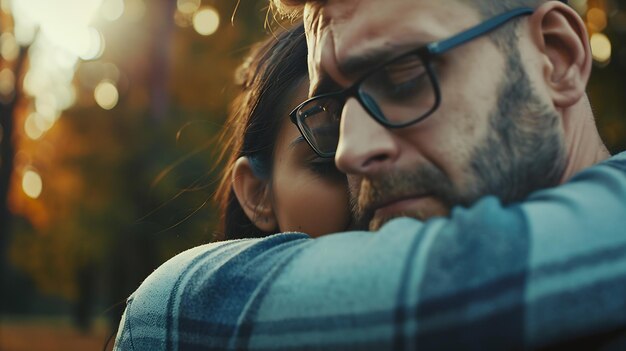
[337,51,390,78]
[311,43,425,97]
[309,50,388,97]
[337,43,419,78]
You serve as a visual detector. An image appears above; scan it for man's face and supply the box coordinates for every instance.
[304,0,567,230]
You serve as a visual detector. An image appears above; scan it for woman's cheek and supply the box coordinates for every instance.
[274,175,350,237]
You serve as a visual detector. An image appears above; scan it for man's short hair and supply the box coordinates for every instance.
[271,0,555,17]
[271,0,554,53]
[270,0,307,18]
[467,0,548,50]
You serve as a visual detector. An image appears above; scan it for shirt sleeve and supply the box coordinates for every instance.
[114,153,626,351]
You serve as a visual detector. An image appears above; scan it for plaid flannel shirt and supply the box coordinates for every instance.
[114,152,626,350]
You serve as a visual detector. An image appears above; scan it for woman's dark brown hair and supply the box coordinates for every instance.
[214,24,308,241]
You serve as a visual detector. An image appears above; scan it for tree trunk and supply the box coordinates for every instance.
[0,47,27,307]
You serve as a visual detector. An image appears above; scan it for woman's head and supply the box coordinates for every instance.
[215,24,350,240]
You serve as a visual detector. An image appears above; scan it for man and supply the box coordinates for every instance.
[286,0,608,230]
[114,1,626,350]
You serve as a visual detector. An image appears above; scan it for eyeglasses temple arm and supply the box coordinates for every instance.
[426,7,534,55]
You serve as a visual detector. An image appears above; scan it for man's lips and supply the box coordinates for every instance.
[372,194,431,219]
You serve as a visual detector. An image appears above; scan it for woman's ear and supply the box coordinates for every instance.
[232,156,278,232]
[529,1,592,108]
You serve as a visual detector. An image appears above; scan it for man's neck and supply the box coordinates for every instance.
[560,97,611,183]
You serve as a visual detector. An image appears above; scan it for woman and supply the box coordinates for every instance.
[214,24,350,240]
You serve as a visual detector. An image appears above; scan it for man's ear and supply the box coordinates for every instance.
[232,156,278,232]
[529,1,592,108]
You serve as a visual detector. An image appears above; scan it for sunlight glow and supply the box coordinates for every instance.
[10,0,104,116]
[22,170,43,199]
[590,32,612,64]
[94,80,119,110]
[1,0,11,13]
[193,7,220,36]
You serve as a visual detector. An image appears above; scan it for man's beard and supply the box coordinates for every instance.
[351,50,567,231]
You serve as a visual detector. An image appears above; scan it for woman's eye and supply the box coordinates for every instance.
[309,159,343,179]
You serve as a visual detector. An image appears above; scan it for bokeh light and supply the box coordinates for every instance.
[0,0,624,349]
[0,68,15,99]
[192,7,220,36]
[94,80,119,110]
[24,113,45,140]
[590,32,612,64]
[0,32,19,61]
[35,93,61,121]
[22,169,43,199]
[177,0,200,15]
[587,8,607,32]
[12,0,103,57]
[570,0,588,15]
[101,0,124,22]
[13,19,37,46]
[80,27,105,60]
[33,111,55,132]
[56,85,77,111]
[174,11,192,28]
[6,0,109,148]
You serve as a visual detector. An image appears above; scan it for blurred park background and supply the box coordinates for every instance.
[0,0,624,350]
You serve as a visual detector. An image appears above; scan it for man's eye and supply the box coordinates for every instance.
[385,57,426,84]
[365,56,430,101]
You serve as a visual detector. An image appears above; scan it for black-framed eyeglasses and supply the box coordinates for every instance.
[289,7,534,158]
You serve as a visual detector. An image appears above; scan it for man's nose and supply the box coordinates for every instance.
[335,98,399,175]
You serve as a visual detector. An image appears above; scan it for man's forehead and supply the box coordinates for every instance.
[303,0,470,32]
[303,0,476,94]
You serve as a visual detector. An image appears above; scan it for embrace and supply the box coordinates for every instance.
[114,0,626,350]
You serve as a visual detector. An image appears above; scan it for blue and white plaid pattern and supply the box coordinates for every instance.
[115,152,626,350]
